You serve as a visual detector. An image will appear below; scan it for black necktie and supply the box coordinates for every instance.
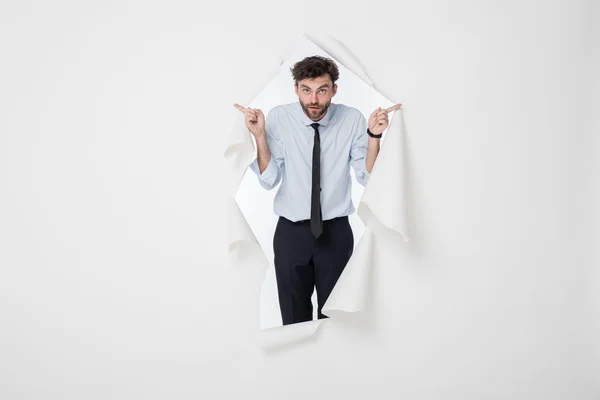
[310,123,322,238]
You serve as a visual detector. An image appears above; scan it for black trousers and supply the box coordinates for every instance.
[273,215,354,325]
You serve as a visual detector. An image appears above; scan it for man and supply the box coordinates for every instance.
[234,55,400,325]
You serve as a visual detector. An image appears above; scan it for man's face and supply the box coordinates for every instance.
[294,75,338,121]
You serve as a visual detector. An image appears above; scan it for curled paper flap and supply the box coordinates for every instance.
[226,34,409,346]
[358,109,410,241]
[228,198,269,275]
[228,197,259,252]
[259,320,323,349]
[321,229,375,316]
[224,113,256,195]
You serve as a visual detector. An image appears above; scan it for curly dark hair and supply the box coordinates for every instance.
[290,55,339,85]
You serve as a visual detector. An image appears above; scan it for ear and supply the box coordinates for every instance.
[294,81,298,96]
[332,83,338,97]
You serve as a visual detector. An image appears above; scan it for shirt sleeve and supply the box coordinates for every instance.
[248,110,284,190]
[350,112,371,187]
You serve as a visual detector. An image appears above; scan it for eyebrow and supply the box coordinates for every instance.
[300,84,330,90]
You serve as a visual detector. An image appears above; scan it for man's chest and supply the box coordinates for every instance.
[282,124,353,166]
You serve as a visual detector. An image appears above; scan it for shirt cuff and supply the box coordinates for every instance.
[356,168,371,187]
[249,157,278,186]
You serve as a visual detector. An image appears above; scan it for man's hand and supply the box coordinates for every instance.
[233,103,265,138]
[368,103,402,135]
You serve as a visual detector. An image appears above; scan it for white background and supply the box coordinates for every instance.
[0,1,598,399]
[235,36,395,329]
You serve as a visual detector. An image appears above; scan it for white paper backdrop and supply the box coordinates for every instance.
[0,1,598,399]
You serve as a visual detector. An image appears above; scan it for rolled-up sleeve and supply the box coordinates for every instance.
[350,113,371,187]
[248,111,284,190]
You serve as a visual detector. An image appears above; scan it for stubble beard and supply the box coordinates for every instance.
[301,100,331,121]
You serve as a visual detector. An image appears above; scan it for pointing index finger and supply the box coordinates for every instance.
[233,103,251,113]
[385,103,402,113]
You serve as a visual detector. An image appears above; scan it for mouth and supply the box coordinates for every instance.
[309,106,320,110]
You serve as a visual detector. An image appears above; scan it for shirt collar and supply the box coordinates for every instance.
[294,101,336,127]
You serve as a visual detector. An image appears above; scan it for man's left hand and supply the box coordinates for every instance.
[368,103,402,135]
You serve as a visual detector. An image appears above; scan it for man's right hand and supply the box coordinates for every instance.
[233,103,265,138]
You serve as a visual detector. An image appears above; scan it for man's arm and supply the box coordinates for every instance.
[366,136,380,174]
[350,114,373,187]
[249,112,284,190]
[255,132,271,173]
[354,102,400,183]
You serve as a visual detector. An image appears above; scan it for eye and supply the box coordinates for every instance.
[319,89,327,94]
[303,89,310,93]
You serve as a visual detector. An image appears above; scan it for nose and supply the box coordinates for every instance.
[311,92,318,104]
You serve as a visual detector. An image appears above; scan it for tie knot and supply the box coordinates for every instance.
[310,123,320,130]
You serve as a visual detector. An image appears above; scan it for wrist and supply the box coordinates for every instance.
[367,128,382,139]
[254,130,267,139]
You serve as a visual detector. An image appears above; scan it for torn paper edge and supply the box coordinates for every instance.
[224,33,409,349]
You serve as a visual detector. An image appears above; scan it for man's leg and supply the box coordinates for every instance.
[313,216,354,320]
[273,217,316,325]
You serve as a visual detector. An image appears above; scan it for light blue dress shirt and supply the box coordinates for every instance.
[249,101,371,223]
